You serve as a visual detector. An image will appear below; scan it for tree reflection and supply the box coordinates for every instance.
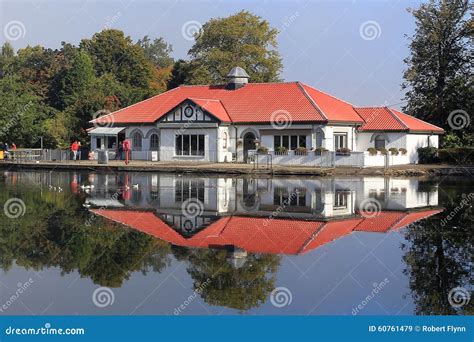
[0,186,172,287]
[173,246,281,311]
[402,182,473,315]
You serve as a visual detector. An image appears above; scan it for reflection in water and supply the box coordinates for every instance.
[0,171,472,314]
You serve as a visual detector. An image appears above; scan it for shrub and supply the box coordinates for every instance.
[336,147,351,154]
[275,146,288,154]
[367,147,377,156]
[377,147,387,155]
[314,147,328,155]
[417,147,439,164]
[257,146,268,154]
[399,148,407,155]
[294,147,308,155]
[389,147,399,155]
[438,147,474,165]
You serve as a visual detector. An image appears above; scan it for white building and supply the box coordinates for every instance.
[89,67,443,166]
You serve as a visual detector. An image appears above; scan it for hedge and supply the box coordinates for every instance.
[418,147,474,164]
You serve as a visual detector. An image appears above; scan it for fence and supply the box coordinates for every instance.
[248,150,411,168]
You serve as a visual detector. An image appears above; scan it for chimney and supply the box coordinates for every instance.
[226,67,249,90]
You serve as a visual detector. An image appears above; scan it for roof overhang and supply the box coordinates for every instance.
[88,127,126,135]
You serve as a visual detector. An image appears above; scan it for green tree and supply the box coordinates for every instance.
[402,0,473,145]
[80,29,154,89]
[185,11,282,85]
[0,76,56,147]
[137,35,174,68]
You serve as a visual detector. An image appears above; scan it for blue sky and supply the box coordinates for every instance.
[0,0,423,109]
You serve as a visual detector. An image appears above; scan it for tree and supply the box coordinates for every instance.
[137,35,174,68]
[402,0,473,145]
[186,11,282,84]
[80,29,154,89]
[51,49,96,110]
[0,76,56,147]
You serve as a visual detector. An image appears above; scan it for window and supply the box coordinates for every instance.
[96,137,102,149]
[222,132,228,149]
[374,135,385,149]
[334,190,349,208]
[273,187,306,207]
[334,133,348,150]
[175,179,205,202]
[274,135,306,150]
[175,134,205,156]
[150,134,159,150]
[132,132,142,150]
[107,137,115,149]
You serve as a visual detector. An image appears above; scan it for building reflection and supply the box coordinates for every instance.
[82,174,442,264]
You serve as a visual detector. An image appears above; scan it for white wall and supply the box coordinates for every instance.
[406,134,439,163]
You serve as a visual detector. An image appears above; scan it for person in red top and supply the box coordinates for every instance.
[71,141,78,160]
[122,139,131,165]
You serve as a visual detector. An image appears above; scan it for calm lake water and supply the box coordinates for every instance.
[0,170,472,315]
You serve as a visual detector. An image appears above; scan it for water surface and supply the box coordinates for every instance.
[0,171,472,315]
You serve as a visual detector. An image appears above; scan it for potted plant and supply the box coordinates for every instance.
[294,147,308,155]
[399,148,407,155]
[367,147,377,156]
[377,147,388,155]
[314,147,328,155]
[257,146,268,154]
[389,147,399,155]
[275,146,288,155]
[336,147,351,155]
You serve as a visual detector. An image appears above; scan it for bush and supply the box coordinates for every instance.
[294,147,308,155]
[367,147,377,155]
[336,147,351,154]
[275,146,288,154]
[417,147,439,164]
[314,147,328,155]
[389,147,399,155]
[377,147,387,155]
[438,147,474,165]
[399,148,407,155]
[257,146,268,154]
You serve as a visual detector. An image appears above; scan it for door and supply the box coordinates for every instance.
[243,132,256,162]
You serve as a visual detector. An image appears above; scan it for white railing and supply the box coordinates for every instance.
[248,150,411,168]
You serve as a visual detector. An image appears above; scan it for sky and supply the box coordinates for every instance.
[0,0,424,109]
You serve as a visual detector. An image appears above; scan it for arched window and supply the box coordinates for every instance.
[222,132,228,149]
[150,134,159,150]
[132,132,142,150]
[374,135,386,149]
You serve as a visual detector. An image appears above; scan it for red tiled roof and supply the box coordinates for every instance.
[92,83,327,124]
[91,208,443,255]
[300,83,364,123]
[390,109,444,133]
[188,98,231,122]
[355,107,444,133]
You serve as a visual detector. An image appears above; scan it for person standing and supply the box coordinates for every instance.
[122,139,131,165]
[71,141,78,160]
[77,141,82,160]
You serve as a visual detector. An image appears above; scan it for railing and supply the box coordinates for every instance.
[247,150,412,168]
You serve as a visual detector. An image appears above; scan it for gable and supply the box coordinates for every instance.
[159,101,220,123]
